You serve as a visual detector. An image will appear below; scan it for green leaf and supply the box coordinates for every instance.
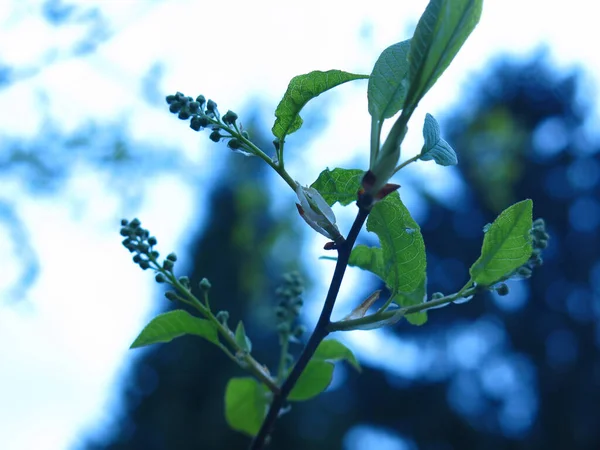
[419,113,457,166]
[349,245,386,280]
[390,277,427,325]
[310,168,364,206]
[224,377,268,436]
[288,360,334,401]
[272,70,369,140]
[130,310,219,349]
[406,0,482,107]
[470,199,534,286]
[368,192,426,295]
[368,39,412,121]
[348,193,427,325]
[234,320,252,353]
[313,339,361,372]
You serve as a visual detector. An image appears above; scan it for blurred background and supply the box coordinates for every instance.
[1,1,599,449]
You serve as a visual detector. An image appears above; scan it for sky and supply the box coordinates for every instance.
[0,1,599,449]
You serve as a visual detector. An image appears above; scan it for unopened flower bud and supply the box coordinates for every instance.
[222,110,238,125]
[199,278,212,291]
[496,283,509,296]
[295,185,342,241]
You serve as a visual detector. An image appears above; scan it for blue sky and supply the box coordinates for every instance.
[1,1,599,449]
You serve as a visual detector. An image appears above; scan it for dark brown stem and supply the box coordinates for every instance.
[249,206,370,450]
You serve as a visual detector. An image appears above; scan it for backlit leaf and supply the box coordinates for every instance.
[348,192,427,325]
[311,168,364,206]
[224,377,268,436]
[470,199,533,286]
[313,339,361,372]
[406,0,482,107]
[130,310,218,349]
[272,70,368,140]
[288,360,334,401]
[368,39,412,121]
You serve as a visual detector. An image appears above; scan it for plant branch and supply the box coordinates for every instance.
[393,153,420,175]
[151,262,280,394]
[328,285,480,332]
[249,205,370,450]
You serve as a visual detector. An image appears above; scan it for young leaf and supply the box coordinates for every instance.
[272,70,369,141]
[310,168,364,206]
[405,0,482,107]
[288,360,334,401]
[390,277,427,325]
[470,199,534,286]
[368,39,412,121]
[349,245,386,281]
[224,377,268,436]
[419,113,457,166]
[234,320,252,353]
[367,192,426,296]
[347,193,427,325]
[313,339,361,372]
[130,310,219,349]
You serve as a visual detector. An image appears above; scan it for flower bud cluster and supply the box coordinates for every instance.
[166,91,250,154]
[120,218,181,280]
[120,218,162,271]
[275,271,306,341]
[506,217,549,285]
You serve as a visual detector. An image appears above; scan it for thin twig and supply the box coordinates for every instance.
[249,206,370,450]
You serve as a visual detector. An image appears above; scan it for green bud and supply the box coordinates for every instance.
[166,95,177,104]
[138,243,149,254]
[431,292,444,300]
[163,259,174,271]
[130,218,141,228]
[165,291,178,302]
[139,260,150,270]
[178,110,191,120]
[495,283,509,296]
[190,117,203,131]
[188,101,200,113]
[293,325,306,339]
[120,227,130,237]
[166,253,177,262]
[196,95,206,105]
[120,218,129,226]
[169,102,182,114]
[531,254,543,267]
[227,139,242,150]
[206,99,217,112]
[155,273,166,283]
[148,236,157,246]
[150,250,159,259]
[132,254,142,263]
[222,110,238,125]
[533,218,546,230]
[216,310,229,325]
[241,130,250,139]
[517,266,532,278]
[209,131,221,142]
[199,277,212,291]
[179,276,190,289]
